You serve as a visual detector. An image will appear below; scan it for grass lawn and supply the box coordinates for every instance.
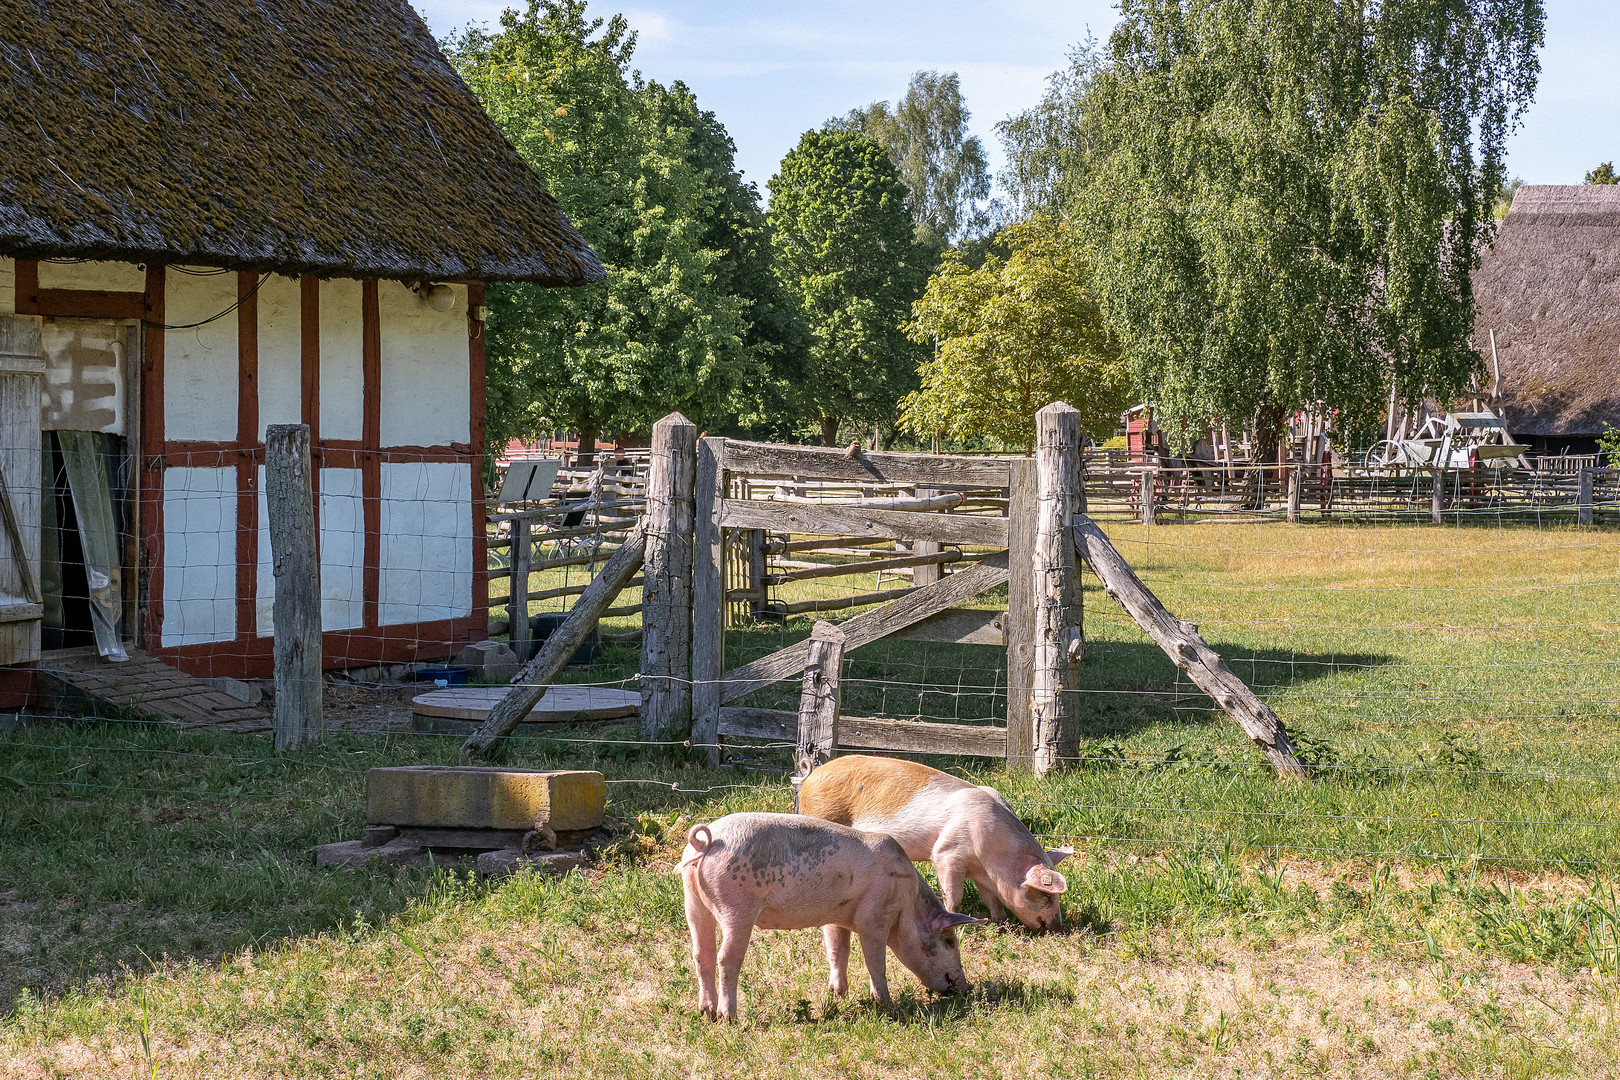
[5,517,1620,1077]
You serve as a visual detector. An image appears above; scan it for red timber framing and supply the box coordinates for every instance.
[15,260,489,680]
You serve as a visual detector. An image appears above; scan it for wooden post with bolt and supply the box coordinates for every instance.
[1004,458,1038,770]
[791,620,846,808]
[265,423,322,750]
[690,436,727,765]
[641,413,698,747]
[1031,402,1084,776]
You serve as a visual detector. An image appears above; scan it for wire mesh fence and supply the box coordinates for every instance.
[8,440,1620,875]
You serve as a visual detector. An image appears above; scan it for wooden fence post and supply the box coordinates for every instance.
[1140,467,1157,526]
[911,486,943,586]
[1578,468,1594,526]
[1032,402,1084,776]
[791,620,846,808]
[1431,469,1444,525]
[1004,458,1037,770]
[641,413,698,746]
[691,437,727,766]
[509,515,531,659]
[265,423,322,750]
[1286,465,1301,524]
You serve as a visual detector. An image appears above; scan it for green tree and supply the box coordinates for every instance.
[833,71,992,250]
[639,79,810,438]
[1003,0,1545,464]
[1494,175,1525,220]
[900,216,1128,452]
[448,1,752,459]
[1586,162,1617,185]
[768,130,928,445]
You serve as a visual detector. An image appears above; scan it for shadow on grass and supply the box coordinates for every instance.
[0,716,504,1013]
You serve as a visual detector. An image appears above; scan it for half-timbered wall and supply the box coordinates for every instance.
[9,258,488,678]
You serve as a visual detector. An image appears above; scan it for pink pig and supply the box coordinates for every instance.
[798,756,1073,932]
[679,812,984,1020]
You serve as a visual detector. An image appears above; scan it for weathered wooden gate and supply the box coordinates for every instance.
[465,405,1304,778]
[684,413,1071,769]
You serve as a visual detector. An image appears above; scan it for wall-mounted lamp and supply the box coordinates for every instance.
[413,282,457,313]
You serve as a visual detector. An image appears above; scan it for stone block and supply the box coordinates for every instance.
[475,848,588,878]
[204,676,263,705]
[365,767,606,832]
[315,837,427,869]
[454,640,521,684]
[361,825,399,848]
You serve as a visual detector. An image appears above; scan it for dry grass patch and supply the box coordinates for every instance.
[4,857,1619,1080]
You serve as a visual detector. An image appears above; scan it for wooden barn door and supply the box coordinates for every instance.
[0,315,44,665]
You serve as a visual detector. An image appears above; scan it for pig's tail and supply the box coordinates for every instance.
[686,823,713,856]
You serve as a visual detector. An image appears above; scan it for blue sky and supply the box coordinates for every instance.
[414,1,1620,198]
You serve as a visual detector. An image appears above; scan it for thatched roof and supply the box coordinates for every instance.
[1473,185,1620,437]
[0,0,603,285]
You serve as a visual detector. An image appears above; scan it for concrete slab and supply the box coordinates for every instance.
[315,837,428,869]
[365,766,606,832]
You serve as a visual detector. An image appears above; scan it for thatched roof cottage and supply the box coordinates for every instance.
[0,0,602,699]
[1472,185,1620,455]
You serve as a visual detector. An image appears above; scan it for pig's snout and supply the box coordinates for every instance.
[931,968,971,996]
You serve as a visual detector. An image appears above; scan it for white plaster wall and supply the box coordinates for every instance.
[257,275,302,438]
[254,467,367,635]
[320,279,365,441]
[161,467,237,646]
[378,281,469,447]
[164,270,239,441]
[319,468,367,631]
[378,461,472,626]
[37,259,147,292]
[0,257,14,314]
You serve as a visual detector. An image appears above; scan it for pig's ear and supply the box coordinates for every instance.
[930,910,988,933]
[1045,846,1075,866]
[1023,865,1068,895]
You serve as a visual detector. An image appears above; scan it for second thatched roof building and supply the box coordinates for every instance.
[1472,184,1620,456]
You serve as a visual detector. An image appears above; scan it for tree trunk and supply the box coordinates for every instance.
[820,415,840,447]
[1243,402,1288,510]
[576,409,597,468]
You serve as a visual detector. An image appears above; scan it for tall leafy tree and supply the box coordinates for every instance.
[640,79,810,437]
[448,1,751,459]
[833,72,992,250]
[1586,162,1617,185]
[1003,0,1544,462]
[768,131,928,445]
[901,216,1128,452]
